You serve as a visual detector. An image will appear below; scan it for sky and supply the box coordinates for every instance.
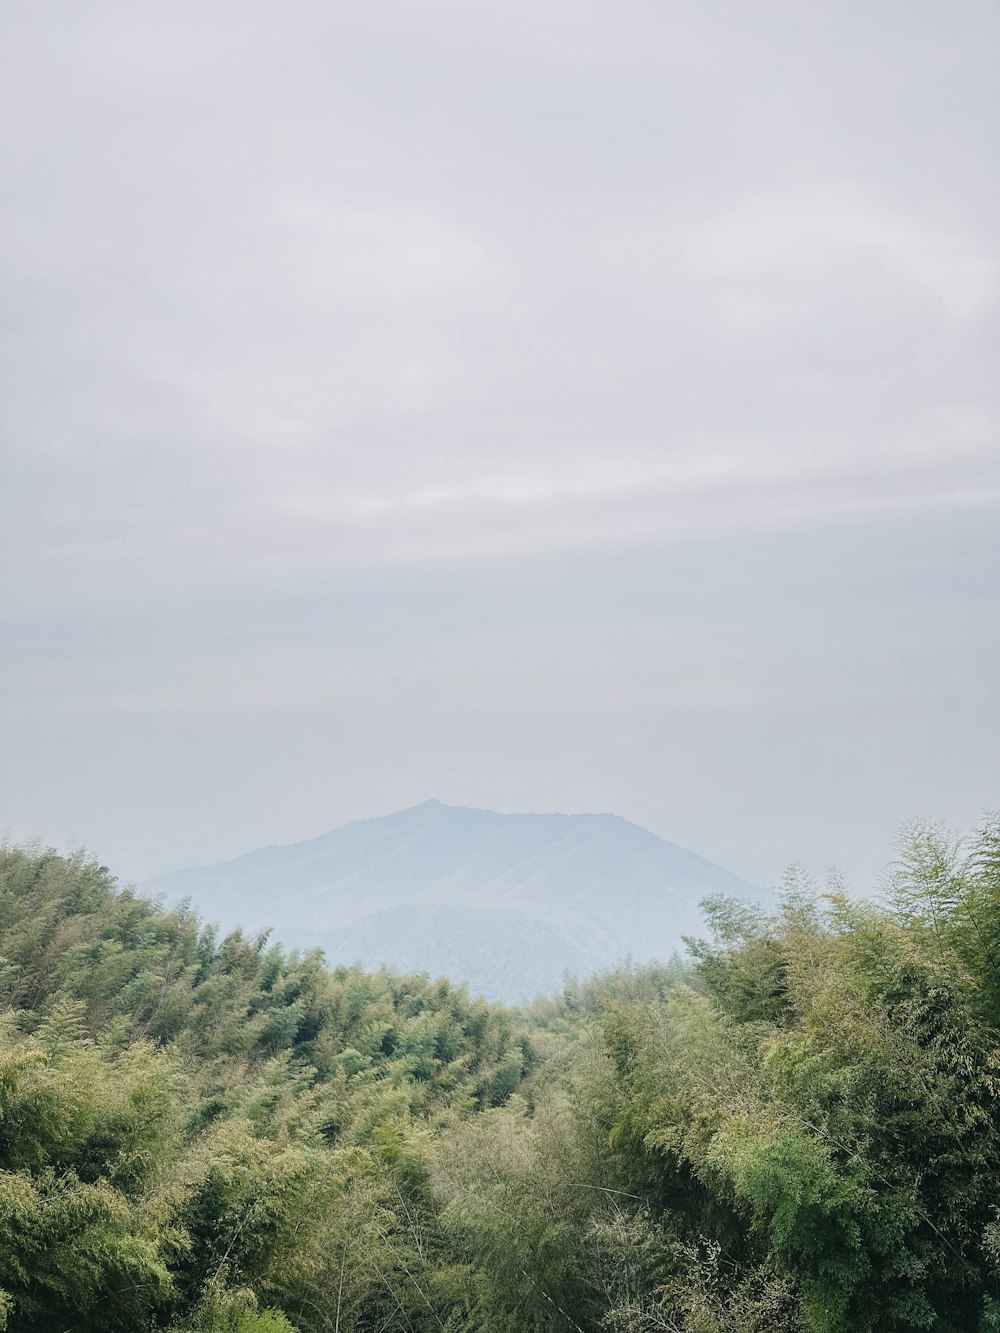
[1,0,998,891]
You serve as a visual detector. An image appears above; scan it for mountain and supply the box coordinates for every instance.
[144,800,762,1003]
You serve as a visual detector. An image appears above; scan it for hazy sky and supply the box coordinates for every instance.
[2,1,998,890]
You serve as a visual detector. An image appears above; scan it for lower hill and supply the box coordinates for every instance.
[145,800,762,1001]
[4,815,999,1331]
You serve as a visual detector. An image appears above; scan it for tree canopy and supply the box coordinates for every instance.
[1,816,999,1331]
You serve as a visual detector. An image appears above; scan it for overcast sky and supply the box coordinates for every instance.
[2,1,998,890]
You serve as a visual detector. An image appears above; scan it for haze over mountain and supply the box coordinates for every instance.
[145,800,761,1002]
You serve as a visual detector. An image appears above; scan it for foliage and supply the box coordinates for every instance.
[1,817,999,1330]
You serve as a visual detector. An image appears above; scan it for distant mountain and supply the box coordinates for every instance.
[144,800,762,1003]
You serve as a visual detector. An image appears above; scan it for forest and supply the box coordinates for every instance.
[1,816,1000,1333]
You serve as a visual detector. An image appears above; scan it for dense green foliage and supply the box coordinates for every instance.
[2,816,1000,1331]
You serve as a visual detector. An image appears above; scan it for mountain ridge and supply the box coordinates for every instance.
[145,801,763,1002]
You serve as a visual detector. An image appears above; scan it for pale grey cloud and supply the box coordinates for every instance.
[1,0,998,891]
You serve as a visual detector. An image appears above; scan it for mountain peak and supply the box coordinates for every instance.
[146,804,762,1003]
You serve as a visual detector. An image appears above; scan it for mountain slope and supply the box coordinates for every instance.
[146,800,762,1001]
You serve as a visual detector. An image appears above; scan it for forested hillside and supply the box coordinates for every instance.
[2,816,1000,1332]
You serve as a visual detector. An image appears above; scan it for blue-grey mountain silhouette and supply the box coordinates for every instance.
[145,800,762,1003]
